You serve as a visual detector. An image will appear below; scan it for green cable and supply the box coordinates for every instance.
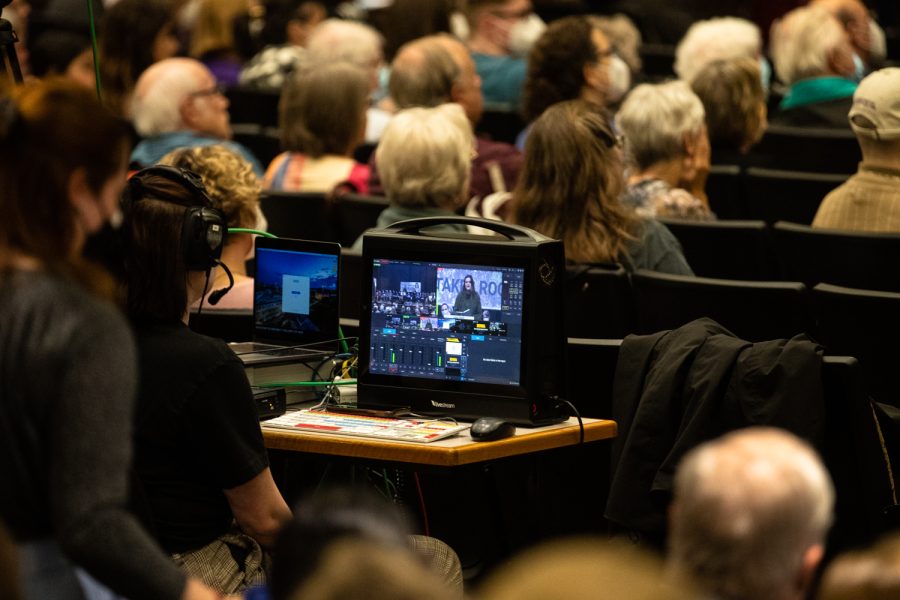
[228,227,277,238]
[255,379,356,388]
[86,0,102,102]
[338,325,349,355]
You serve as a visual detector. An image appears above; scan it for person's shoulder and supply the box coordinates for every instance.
[135,320,239,367]
[475,137,521,159]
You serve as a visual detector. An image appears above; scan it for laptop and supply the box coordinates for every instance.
[229,237,341,365]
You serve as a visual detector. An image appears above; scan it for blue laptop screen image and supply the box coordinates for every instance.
[368,259,525,386]
[254,247,339,342]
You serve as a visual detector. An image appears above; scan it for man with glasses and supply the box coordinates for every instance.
[130,57,263,175]
[465,0,543,112]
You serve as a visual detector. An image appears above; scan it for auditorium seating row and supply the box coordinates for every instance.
[261,191,389,248]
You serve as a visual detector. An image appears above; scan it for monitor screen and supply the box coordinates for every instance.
[253,244,340,342]
[367,259,525,386]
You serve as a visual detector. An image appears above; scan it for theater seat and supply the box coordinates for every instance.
[260,191,339,243]
[333,194,390,247]
[658,218,774,280]
[340,249,363,320]
[742,168,847,225]
[564,263,635,339]
[748,124,861,174]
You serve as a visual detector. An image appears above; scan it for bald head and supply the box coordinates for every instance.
[669,427,834,600]
[132,57,231,139]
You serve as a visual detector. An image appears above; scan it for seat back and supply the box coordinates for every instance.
[260,191,339,242]
[814,283,900,407]
[773,222,900,291]
[658,218,774,280]
[188,308,253,342]
[743,168,847,225]
[705,164,744,219]
[225,86,280,128]
[340,249,363,320]
[564,263,635,339]
[749,125,861,174]
[231,124,282,168]
[638,43,676,80]
[565,338,621,419]
[632,270,814,341]
[475,109,526,145]
[333,194,389,247]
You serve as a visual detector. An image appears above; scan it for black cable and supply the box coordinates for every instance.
[558,399,584,445]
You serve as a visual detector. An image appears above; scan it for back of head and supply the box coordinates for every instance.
[389,36,459,110]
[848,67,900,150]
[131,57,209,137]
[306,18,383,72]
[376,103,472,210]
[513,99,633,265]
[818,533,900,600]
[270,487,413,600]
[616,80,705,171]
[189,0,248,59]
[29,30,92,79]
[522,15,596,122]
[669,427,834,600]
[121,168,216,322]
[770,5,849,86]
[0,78,130,285]
[160,144,262,230]
[691,57,767,153]
[280,61,370,157]
[674,17,762,85]
[479,537,697,600]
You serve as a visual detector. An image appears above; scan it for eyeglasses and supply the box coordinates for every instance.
[489,7,531,20]
[189,82,226,98]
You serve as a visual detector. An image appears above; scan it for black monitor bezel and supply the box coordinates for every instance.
[359,246,531,399]
[252,236,342,345]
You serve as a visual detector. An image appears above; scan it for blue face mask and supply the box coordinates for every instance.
[851,52,866,83]
[759,56,772,97]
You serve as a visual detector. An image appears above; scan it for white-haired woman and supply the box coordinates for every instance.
[674,17,766,89]
[352,103,472,248]
[616,80,713,221]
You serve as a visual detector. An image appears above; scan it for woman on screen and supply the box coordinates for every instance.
[0,79,222,600]
[453,274,482,317]
[510,100,693,275]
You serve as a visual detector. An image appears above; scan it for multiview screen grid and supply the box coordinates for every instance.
[369,259,525,386]
[254,248,339,337]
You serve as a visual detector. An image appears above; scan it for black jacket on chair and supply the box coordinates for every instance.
[605,318,824,537]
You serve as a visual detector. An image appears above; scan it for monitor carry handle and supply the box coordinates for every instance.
[386,216,546,243]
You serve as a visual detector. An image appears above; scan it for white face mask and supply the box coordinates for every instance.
[605,54,631,104]
[507,14,546,57]
[450,11,470,41]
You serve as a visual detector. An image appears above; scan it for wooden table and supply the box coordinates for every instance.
[263,417,617,467]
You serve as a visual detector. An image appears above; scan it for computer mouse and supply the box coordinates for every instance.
[469,417,516,442]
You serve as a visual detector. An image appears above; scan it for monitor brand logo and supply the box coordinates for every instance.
[430,400,456,409]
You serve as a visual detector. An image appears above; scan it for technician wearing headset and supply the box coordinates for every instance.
[0,81,225,600]
[120,167,291,593]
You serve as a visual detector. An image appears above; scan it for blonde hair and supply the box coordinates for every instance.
[512,100,636,265]
[376,103,473,209]
[159,144,262,231]
[691,57,767,152]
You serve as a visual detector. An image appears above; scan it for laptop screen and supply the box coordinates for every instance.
[253,239,340,344]
[367,259,525,386]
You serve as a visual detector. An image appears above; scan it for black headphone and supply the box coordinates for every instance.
[123,165,227,272]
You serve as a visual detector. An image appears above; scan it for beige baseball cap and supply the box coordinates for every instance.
[849,67,900,141]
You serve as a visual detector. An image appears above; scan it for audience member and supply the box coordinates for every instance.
[511,100,692,274]
[812,0,884,73]
[769,5,858,128]
[98,0,180,117]
[161,144,265,309]
[121,167,291,593]
[130,57,263,174]
[238,0,327,91]
[305,18,389,143]
[818,532,900,600]
[352,104,473,249]
[28,30,95,89]
[266,61,370,194]
[479,537,697,600]
[673,17,765,89]
[690,57,768,164]
[814,68,900,231]
[382,34,521,201]
[589,14,640,102]
[668,427,834,600]
[465,0,542,112]
[189,0,249,88]
[616,80,714,220]
[270,488,462,600]
[0,78,222,600]
[521,16,622,135]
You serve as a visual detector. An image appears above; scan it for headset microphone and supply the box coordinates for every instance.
[207,259,234,305]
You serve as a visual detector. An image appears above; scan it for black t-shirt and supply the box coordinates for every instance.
[132,320,269,554]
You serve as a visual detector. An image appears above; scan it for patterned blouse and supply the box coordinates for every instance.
[621,178,715,221]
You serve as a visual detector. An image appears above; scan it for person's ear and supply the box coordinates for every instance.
[795,544,825,596]
[681,133,697,175]
[179,96,199,130]
[827,44,855,78]
[583,60,604,92]
[68,167,101,231]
